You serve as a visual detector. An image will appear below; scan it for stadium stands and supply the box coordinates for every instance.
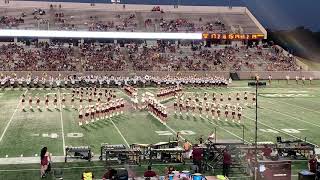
[0,42,299,72]
[0,2,262,34]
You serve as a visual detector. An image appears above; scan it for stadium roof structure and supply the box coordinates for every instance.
[0,1,267,39]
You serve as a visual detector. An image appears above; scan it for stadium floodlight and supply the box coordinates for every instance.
[0,29,203,40]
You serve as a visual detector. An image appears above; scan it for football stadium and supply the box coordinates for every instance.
[0,0,319,180]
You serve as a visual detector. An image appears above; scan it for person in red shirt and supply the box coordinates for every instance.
[192,144,204,173]
[223,149,232,177]
[262,145,272,159]
[308,155,318,173]
[144,166,157,178]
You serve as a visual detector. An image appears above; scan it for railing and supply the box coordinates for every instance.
[1,70,320,79]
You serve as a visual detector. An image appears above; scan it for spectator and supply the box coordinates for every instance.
[40,146,51,178]
[262,145,272,159]
[82,169,94,180]
[167,165,176,174]
[192,144,203,173]
[144,165,157,178]
[183,139,192,159]
[308,155,318,173]
[223,149,232,177]
[102,168,117,180]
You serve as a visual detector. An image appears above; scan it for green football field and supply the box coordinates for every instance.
[0,80,320,158]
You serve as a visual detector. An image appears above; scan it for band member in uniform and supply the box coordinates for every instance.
[302,76,306,85]
[212,93,216,102]
[231,105,236,122]
[36,96,40,109]
[198,101,203,118]
[179,100,183,115]
[61,93,66,109]
[286,75,290,85]
[195,93,199,103]
[205,102,210,118]
[309,76,313,85]
[120,98,125,114]
[45,95,49,109]
[244,92,248,106]
[21,94,25,110]
[237,106,242,123]
[79,95,83,104]
[228,94,231,102]
[173,101,178,114]
[191,101,196,117]
[268,74,272,85]
[236,93,240,106]
[85,107,90,124]
[90,106,95,123]
[224,104,229,121]
[295,75,299,84]
[88,94,92,104]
[53,94,58,109]
[105,103,110,119]
[252,93,256,107]
[71,94,75,109]
[204,92,208,102]
[29,96,33,109]
[95,104,100,121]
[217,104,221,120]
[185,100,190,116]
[211,103,216,120]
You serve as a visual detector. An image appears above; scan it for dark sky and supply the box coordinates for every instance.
[32,0,320,31]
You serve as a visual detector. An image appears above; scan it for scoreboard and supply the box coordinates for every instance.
[202,33,265,40]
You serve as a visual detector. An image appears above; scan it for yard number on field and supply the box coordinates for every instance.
[32,133,83,138]
[155,130,195,136]
[259,128,303,134]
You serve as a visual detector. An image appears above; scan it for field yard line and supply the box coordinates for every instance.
[243,115,318,147]
[58,89,66,156]
[208,120,250,144]
[261,101,320,128]
[0,89,28,143]
[110,120,130,148]
[148,112,186,140]
[262,97,320,115]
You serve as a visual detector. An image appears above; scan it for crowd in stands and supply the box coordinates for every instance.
[0,43,78,71]
[0,5,228,33]
[0,41,299,72]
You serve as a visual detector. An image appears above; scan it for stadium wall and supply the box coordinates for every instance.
[1,71,320,80]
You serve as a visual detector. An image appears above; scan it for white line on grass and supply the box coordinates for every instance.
[261,101,320,128]
[148,112,186,140]
[110,120,130,148]
[263,98,320,115]
[208,120,251,144]
[0,89,28,143]
[243,115,318,147]
[58,89,66,156]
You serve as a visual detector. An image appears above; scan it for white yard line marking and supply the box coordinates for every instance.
[148,112,185,140]
[110,119,130,148]
[263,97,320,115]
[58,89,66,156]
[208,120,250,144]
[261,101,320,128]
[243,115,318,147]
[0,90,28,143]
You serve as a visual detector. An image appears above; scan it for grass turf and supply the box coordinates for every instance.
[0,80,319,179]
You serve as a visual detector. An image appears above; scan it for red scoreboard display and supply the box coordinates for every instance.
[202,33,265,40]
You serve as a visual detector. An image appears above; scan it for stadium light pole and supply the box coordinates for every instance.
[255,75,259,176]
